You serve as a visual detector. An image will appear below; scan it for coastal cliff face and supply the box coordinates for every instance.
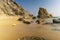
[0,0,30,17]
[37,8,53,19]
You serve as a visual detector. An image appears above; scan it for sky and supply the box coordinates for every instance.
[15,0,60,16]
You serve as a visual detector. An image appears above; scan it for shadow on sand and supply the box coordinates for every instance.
[20,36,45,40]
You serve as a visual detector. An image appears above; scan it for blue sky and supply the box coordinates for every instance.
[15,0,60,16]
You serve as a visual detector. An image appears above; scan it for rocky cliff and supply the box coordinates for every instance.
[37,8,53,19]
[0,0,31,17]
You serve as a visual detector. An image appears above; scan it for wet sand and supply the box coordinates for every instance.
[0,16,60,40]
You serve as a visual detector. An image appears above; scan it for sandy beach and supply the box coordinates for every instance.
[0,16,60,40]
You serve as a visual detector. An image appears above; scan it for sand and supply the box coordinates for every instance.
[0,16,60,40]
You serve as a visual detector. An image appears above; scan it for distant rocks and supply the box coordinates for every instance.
[18,17,40,24]
[18,8,53,24]
[18,18,31,24]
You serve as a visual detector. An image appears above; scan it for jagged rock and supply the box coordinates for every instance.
[37,8,53,19]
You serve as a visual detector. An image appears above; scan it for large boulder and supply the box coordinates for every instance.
[23,20,31,24]
[37,8,53,19]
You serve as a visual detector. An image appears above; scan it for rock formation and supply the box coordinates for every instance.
[0,0,31,17]
[0,0,53,24]
[37,8,53,19]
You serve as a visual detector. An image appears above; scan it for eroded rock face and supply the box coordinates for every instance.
[0,0,30,16]
[37,8,53,19]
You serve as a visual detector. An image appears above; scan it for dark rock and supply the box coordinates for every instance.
[32,16,36,20]
[23,20,31,24]
[36,20,40,24]
[18,18,23,21]
[53,19,60,23]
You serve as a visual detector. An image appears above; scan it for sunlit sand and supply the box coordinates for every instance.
[0,16,60,40]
